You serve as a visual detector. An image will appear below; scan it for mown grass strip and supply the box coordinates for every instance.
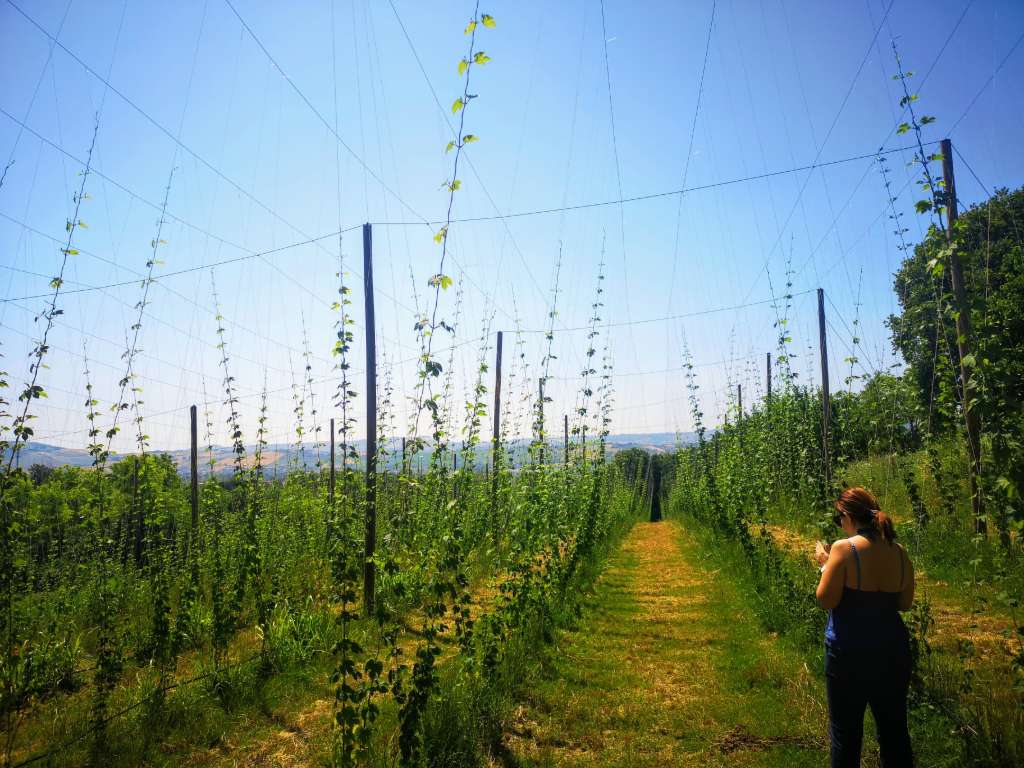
[504,520,827,767]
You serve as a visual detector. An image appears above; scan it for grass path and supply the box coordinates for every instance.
[503,520,828,767]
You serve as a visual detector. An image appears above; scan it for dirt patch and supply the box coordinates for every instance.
[763,524,817,564]
[713,724,820,754]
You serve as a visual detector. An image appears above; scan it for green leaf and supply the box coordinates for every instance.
[464,19,477,35]
[473,51,491,65]
[428,274,454,290]
[433,226,448,244]
[445,140,456,154]
[920,115,936,125]
[457,58,468,76]
[463,134,478,143]
[914,199,932,214]
[896,123,911,135]
[452,97,463,114]
[481,14,495,27]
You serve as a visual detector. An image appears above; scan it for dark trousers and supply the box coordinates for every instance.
[825,645,914,767]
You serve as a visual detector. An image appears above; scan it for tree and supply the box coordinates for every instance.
[28,463,55,485]
[888,186,1024,535]
[835,373,923,458]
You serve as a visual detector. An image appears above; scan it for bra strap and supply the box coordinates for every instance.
[849,539,862,589]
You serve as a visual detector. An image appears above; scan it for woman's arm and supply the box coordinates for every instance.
[815,539,848,610]
[898,545,915,612]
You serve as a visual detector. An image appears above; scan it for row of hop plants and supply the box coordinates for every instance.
[0,422,638,765]
[667,195,1023,765]
[668,338,1023,766]
[668,48,1024,742]
[0,229,633,768]
[0,10,643,766]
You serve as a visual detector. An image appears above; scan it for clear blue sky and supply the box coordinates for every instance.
[1,0,1022,454]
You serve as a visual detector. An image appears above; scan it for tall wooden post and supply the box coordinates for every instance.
[189,405,199,533]
[329,417,336,508]
[492,331,503,462]
[736,384,745,452]
[646,455,655,521]
[766,352,772,403]
[941,138,984,534]
[362,223,377,614]
[132,456,143,567]
[399,435,408,531]
[491,331,502,524]
[564,414,569,466]
[817,288,832,492]
[537,377,545,466]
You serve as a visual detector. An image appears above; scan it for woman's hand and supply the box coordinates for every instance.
[815,540,831,566]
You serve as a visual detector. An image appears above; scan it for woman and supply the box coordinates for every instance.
[815,487,915,767]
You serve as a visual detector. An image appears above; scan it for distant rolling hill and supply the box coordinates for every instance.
[6,432,694,478]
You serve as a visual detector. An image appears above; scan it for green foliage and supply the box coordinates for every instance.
[889,186,1024,535]
[668,363,1024,766]
[2,11,635,768]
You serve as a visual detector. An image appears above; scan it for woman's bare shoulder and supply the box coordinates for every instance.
[830,539,852,557]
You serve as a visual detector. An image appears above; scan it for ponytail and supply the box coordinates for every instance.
[873,509,896,544]
[835,487,897,544]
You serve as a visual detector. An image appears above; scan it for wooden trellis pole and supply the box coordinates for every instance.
[491,331,502,523]
[817,288,831,492]
[564,414,569,466]
[363,223,377,615]
[941,138,984,534]
[538,377,545,466]
[189,405,199,533]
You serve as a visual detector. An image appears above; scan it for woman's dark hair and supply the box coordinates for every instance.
[834,487,896,544]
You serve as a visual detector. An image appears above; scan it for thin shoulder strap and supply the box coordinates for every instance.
[848,539,861,589]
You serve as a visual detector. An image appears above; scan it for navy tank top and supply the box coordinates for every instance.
[824,530,910,651]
